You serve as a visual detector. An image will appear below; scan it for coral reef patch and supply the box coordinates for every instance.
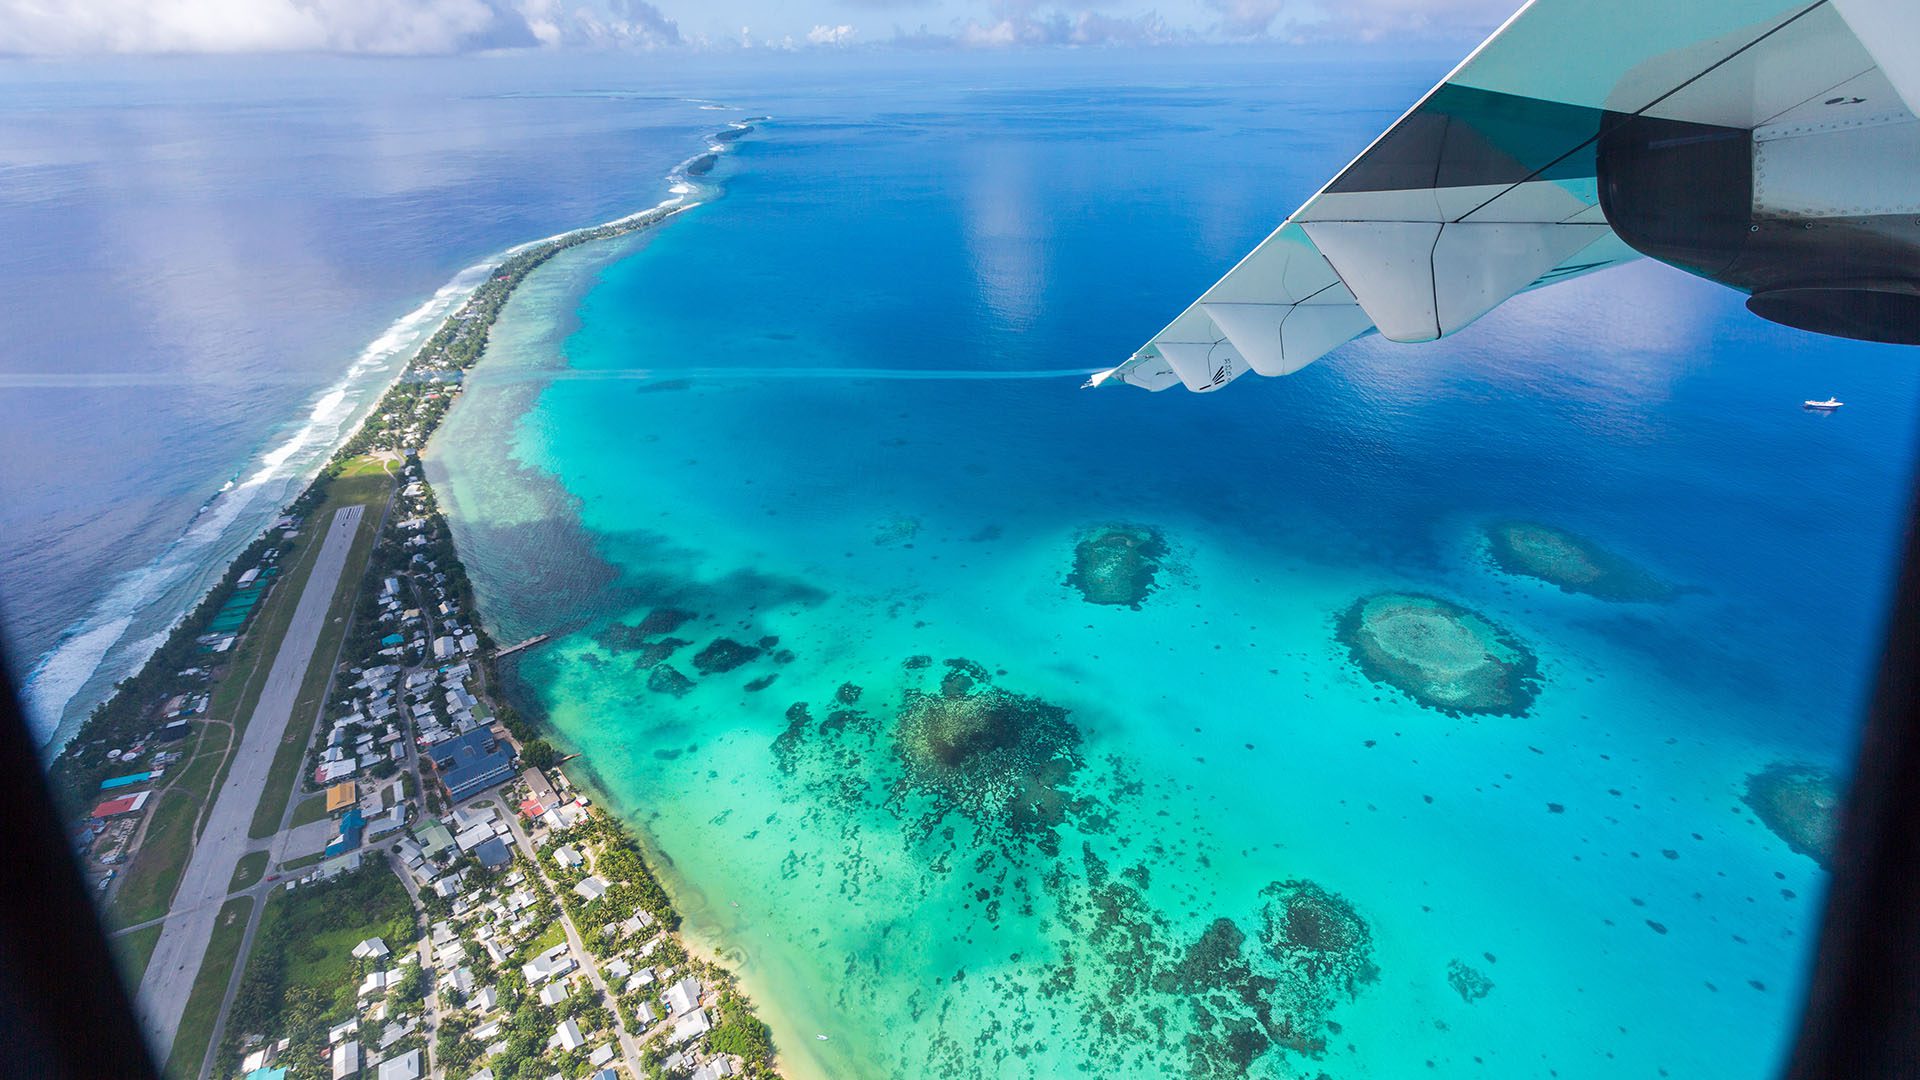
[631,637,688,670]
[1067,524,1168,608]
[647,664,695,697]
[1743,763,1842,869]
[891,658,1083,848]
[1337,592,1540,716]
[756,654,1379,1077]
[1446,958,1494,1003]
[1484,520,1673,602]
[693,637,761,674]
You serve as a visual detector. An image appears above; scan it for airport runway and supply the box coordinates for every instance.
[137,504,363,1061]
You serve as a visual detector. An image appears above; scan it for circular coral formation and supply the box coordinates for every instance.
[1484,520,1672,602]
[1260,879,1378,1004]
[1743,762,1842,869]
[891,659,1081,842]
[1337,592,1540,716]
[1067,524,1168,608]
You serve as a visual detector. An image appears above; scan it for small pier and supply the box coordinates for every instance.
[495,633,550,658]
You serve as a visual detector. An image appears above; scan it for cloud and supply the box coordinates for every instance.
[806,22,856,44]
[0,0,684,54]
[887,1,1183,49]
[1203,0,1510,42]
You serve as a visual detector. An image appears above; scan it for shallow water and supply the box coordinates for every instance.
[429,58,1920,1080]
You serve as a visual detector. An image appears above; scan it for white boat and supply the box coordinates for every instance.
[1804,397,1844,410]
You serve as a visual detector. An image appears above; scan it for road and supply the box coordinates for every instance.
[500,808,649,1076]
[136,505,366,1061]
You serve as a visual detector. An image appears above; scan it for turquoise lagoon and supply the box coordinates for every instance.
[428,60,1920,1079]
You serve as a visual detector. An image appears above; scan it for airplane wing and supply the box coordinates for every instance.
[1094,0,1920,392]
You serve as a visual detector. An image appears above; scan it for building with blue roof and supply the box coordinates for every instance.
[424,728,515,803]
[326,807,366,857]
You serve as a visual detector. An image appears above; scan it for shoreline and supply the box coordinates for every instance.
[526,736,833,1080]
[42,135,733,786]
[24,131,738,758]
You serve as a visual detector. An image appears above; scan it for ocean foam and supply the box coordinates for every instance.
[25,130,741,750]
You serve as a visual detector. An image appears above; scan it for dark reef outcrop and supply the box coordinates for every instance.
[1066,524,1168,608]
[1337,592,1540,716]
[1743,762,1842,869]
[1446,958,1494,1002]
[1484,520,1673,602]
[891,658,1082,845]
[693,637,761,674]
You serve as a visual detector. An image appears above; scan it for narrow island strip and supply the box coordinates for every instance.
[53,121,786,1080]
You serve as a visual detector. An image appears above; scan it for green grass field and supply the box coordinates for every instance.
[288,794,330,829]
[107,722,232,928]
[165,895,253,1080]
[248,465,390,839]
[229,851,269,893]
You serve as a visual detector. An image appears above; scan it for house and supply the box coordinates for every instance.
[424,729,515,803]
[521,944,576,985]
[664,976,703,1016]
[325,781,358,813]
[553,846,583,870]
[376,1049,421,1080]
[328,1019,359,1044]
[633,1001,658,1026]
[414,820,457,861]
[332,1040,362,1079]
[524,768,557,806]
[550,1019,586,1053]
[538,981,569,1007]
[472,986,498,1012]
[352,938,389,961]
[367,807,407,840]
[454,822,496,852]
[472,836,512,870]
[589,1044,615,1067]
[573,876,610,903]
[690,1060,735,1080]
[669,1009,711,1044]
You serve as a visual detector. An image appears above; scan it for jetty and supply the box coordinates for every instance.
[496,633,549,658]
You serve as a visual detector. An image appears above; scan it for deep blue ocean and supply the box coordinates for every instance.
[5,46,1917,1079]
[0,54,727,743]
[427,56,1920,1079]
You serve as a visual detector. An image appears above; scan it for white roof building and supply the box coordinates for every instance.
[550,1019,586,1053]
[669,1009,711,1045]
[573,876,610,903]
[521,944,576,985]
[664,976,703,1016]
[332,1040,362,1079]
[377,1049,421,1080]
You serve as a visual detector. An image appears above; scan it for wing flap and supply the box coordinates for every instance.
[1099,0,1880,394]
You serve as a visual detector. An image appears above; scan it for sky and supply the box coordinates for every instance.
[0,0,1517,55]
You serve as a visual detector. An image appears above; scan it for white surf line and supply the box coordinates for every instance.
[23,122,745,748]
